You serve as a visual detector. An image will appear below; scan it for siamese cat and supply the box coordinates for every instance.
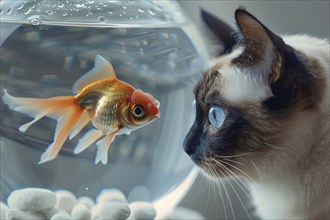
[183,9,329,219]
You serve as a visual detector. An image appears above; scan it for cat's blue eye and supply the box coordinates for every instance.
[208,106,225,129]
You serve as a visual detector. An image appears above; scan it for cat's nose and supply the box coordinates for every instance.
[183,124,200,156]
[183,142,195,156]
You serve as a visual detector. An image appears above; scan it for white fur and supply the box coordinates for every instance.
[219,66,271,104]
[212,47,272,105]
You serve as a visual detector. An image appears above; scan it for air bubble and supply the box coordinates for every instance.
[31,20,40,25]
[138,8,144,13]
[148,9,155,16]
[6,8,13,15]
[18,4,24,10]
[108,10,113,14]
[28,17,41,26]
[58,3,64,8]
[88,8,93,15]
[97,16,106,23]
[62,12,68,16]
[75,1,85,8]
[46,10,54,15]
[155,5,162,11]
[122,6,127,10]
[87,0,94,3]
[24,7,32,14]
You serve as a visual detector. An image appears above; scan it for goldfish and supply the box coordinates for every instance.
[2,55,160,165]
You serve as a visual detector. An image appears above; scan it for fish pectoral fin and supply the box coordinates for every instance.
[74,129,104,154]
[72,55,117,94]
[95,129,120,165]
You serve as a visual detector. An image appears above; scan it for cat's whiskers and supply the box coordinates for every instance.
[211,158,252,219]
[248,158,263,185]
[205,160,228,219]
[210,157,253,200]
[217,158,259,187]
[213,156,243,166]
[213,152,253,159]
[208,159,237,220]
[199,167,217,217]
[207,160,233,219]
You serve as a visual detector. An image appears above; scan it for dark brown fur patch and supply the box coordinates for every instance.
[263,49,326,113]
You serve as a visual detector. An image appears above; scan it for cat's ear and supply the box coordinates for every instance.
[234,9,293,83]
[201,9,237,54]
[235,9,304,110]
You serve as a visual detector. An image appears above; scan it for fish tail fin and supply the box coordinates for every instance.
[69,111,91,140]
[2,89,89,164]
[39,104,83,164]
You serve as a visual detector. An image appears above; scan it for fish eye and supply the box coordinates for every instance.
[132,105,145,118]
[208,106,225,129]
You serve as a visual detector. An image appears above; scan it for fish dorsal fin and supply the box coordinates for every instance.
[72,55,117,94]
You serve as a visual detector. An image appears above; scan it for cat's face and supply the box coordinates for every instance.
[183,9,326,179]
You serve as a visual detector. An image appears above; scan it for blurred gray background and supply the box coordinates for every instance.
[177,1,329,219]
[0,0,328,219]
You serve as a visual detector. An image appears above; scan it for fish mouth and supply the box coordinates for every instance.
[155,112,160,118]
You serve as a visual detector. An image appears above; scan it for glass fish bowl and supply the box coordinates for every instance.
[0,0,208,216]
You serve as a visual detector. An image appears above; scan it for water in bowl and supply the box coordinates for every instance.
[0,0,208,215]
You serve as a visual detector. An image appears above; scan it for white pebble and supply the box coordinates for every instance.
[128,202,156,220]
[78,196,95,209]
[71,204,91,220]
[43,207,73,219]
[99,202,130,220]
[7,188,56,211]
[42,207,60,219]
[1,201,9,220]
[91,204,101,219]
[55,190,77,213]
[6,209,45,220]
[96,188,127,204]
[50,211,72,220]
